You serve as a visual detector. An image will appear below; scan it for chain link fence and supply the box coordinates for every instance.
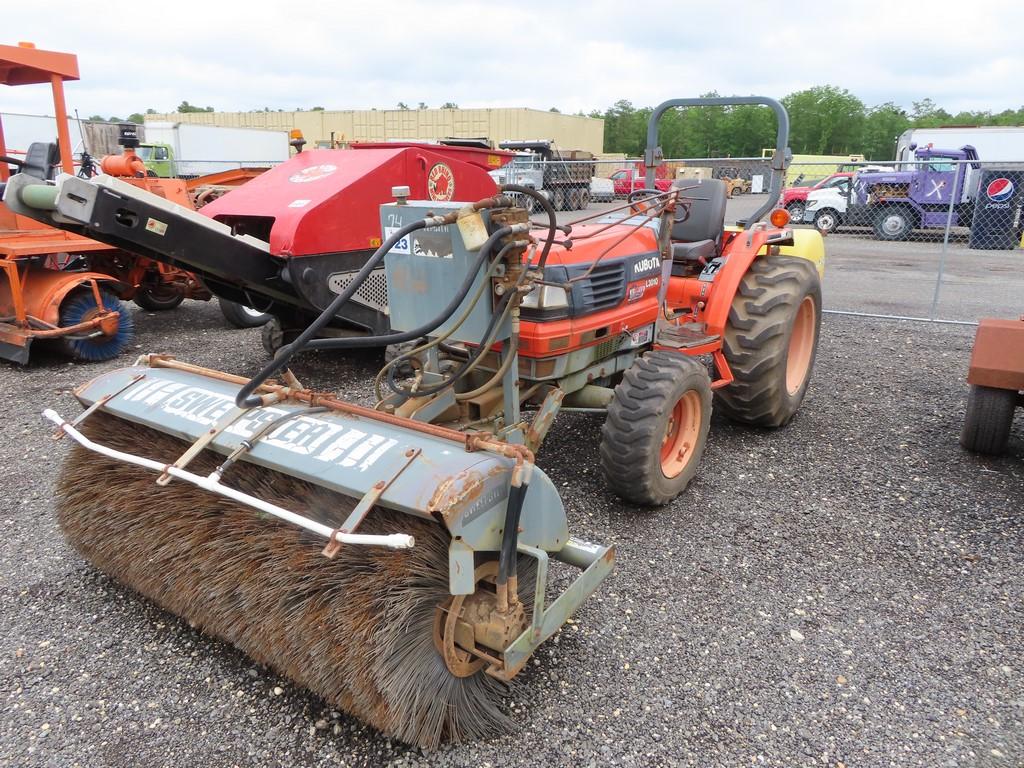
[505,154,1023,325]
[774,157,1023,324]
[150,150,1022,325]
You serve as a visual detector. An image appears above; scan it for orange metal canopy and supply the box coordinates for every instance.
[0,42,79,177]
[0,43,79,85]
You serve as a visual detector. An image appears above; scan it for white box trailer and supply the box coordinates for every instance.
[1,112,84,157]
[896,126,1024,164]
[141,121,291,177]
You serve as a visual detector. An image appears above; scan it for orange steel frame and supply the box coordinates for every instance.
[660,228,783,389]
[0,42,78,178]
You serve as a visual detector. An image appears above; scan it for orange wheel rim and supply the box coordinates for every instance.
[661,390,701,478]
[786,296,816,395]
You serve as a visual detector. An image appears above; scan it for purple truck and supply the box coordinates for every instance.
[848,144,981,240]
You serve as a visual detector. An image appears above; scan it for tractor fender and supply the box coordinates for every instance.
[17,268,126,328]
[698,227,825,337]
[776,228,825,279]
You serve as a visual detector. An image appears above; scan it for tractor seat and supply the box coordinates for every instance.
[671,239,717,262]
[669,178,728,275]
[20,142,60,181]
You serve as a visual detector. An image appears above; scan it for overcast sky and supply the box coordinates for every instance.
[6,0,1024,119]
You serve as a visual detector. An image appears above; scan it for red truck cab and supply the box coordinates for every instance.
[610,166,674,197]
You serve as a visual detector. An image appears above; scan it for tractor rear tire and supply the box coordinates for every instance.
[960,385,1018,455]
[716,255,822,427]
[600,351,712,506]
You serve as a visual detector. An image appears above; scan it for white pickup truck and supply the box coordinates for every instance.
[803,179,851,233]
[803,166,892,233]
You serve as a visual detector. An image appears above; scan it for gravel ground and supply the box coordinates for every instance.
[1,298,1022,768]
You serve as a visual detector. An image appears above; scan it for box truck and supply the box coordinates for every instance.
[139,121,291,178]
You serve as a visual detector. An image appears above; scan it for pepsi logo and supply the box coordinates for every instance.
[986,177,1015,203]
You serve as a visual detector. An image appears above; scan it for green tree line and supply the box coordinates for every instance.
[591,86,1024,161]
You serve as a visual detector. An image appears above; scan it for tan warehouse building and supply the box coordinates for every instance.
[145,107,605,154]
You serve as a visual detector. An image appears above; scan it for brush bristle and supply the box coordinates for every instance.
[55,413,530,749]
[59,291,134,362]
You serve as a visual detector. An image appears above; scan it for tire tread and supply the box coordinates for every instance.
[600,352,712,505]
[715,255,821,427]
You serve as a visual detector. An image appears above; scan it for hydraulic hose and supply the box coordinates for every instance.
[384,287,515,400]
[496,477,529,602]
[236,216,435,407]
[383,251,531,403]
[373,242,523,402]
[453,333,519,402]
[302,225,520,352]
[501,184,556,269]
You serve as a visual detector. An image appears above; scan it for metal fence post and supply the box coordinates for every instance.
[928,160,964,321]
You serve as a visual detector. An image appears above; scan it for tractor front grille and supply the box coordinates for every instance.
[579,262,626,313]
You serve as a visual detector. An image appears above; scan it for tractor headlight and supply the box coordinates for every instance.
[520,284,569,310]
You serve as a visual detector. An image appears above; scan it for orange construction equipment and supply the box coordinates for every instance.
[0,42,131,363]
[0,43,268,363]
[81,125,212,312]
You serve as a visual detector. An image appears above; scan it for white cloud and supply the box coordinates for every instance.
[5,0,1023,118]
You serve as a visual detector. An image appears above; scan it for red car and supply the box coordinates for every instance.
[610,167,674,198]
[781,172,854,222]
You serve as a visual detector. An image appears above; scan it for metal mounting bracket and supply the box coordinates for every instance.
[322,447,422,558]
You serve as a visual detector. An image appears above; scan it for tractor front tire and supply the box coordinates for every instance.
[600,351,712,506]
[960,385,1018,455]
[716,255,822,427]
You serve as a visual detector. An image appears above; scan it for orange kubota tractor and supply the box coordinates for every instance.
[17,95,825,503]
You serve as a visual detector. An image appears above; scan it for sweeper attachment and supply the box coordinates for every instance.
[45,194,614,749]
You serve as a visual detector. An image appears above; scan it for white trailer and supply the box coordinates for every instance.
[1,112,84,157]
[895,126,1024,164]
[141,121,291,177]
